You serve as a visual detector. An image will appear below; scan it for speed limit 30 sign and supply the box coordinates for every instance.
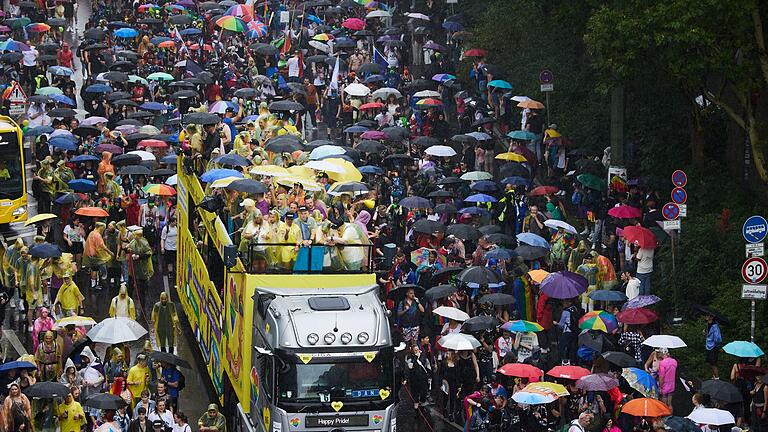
[742,257,768,284]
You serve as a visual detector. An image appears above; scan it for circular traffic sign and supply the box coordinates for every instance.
[671,187,687,205]
[662,202,680,221]
[539,70,553,84]
[742,257,768,284]
[743,215,768,244]
[671,170,688,187]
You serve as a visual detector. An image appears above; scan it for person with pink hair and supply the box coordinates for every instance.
[32,307,54,347]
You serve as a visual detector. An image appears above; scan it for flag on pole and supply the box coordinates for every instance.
[329,55,340,93]
[373,46,388,69]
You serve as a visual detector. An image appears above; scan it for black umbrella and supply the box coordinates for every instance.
[578,331,615,353]
[84,393,128,410]
[37,54,58,63]
[462,315,501,333]
[358,63,383,75]
[387,284,425,301]
[268,100,305,112]
[38,42,61,53]
[148,351,192,369]
[127,111,154,119]
[29,95,52,104]
[601,351,637,368]
[48,108,77,118]
[427,190,453,198]
[458,266,502,286]
[73,126,101,137]
[412,219,445,234]
[24,382,70,399]
[113,99,138,107]
[137,18,163,25]
[118,165,151,176]
[111,154,142,166]
[399,196,432,209]
[426,284,457,301]
[251,43,279,56]
[1,52,23,64]
[30,243,62,258]
[434,203,457,214]
[169,81,196,89]
[382,127,409,140]
[106,91,131,101]
[115,50,138,61]
[233,88,258,98]
[264,135,303,153]
[109,61,134,72]
[184,112,220,125]
[227,179,268,195]
[115,119,143,127]
[436,176,465,185]
[446,224,481,241]
[692,304,730,325]
[432,266,464,283]
[171,90,198,99]
[499,163,531,179]
[306,54,330,64]
[478,293,515,306]
[103,71,129,82]
[487,233,516,247]
[356,120,377,129]
[413,136,441,148]
[286,82,307,95]
[355,140,385,153]
[383,154,414,164]
[150,169,174,177]
[169,15,193,25]
[701,379,742,403]
[479,225,501,235]
[404,79,435,91]
[471,117,496,128]
[515,244,548,260]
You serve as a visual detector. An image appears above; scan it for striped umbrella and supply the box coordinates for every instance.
[216,16,247,32]
[26,23,51,33]
[579,310,619,333]
[143,183,176,196]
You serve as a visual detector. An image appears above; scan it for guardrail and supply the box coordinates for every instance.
[244,242,375,274]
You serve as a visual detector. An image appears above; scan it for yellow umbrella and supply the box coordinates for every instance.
[545,128,562,138]
[518,99,545,109]
[495,152,528,163]
[24,213,58,226]
[250,165,288,177]
[275,175,323,191]
[324,157,362,182]
[209,176,243,188]
[54,315,97,328]
[524,382,569,397]
[287,165,316,179]
[528,269,550,284]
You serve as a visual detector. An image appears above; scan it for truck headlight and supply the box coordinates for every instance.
[324,332,336,344]
[307,333,319,345]
[13,207,26,217]
[340,332,352,344]
[357,332,369,344]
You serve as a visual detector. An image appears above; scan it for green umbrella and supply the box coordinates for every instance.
[577,173,607,191]
[10,17,32,30]
[35,86,63,96]
[146,72,175,81]
[128,75,149,85]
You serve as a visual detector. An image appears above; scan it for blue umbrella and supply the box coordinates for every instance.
[458,206,489,216]
[343,125,368,133]
[442,21,463,32]
[306,14,323,24]
[25,125,54,136]
[363,74,385,84]
[48,65,74,77]
[465,193,497,203]
[622,367,660,398]
[179,28,202,36]
[588,290,628,302]
[200,168,243,183]
[516,232,550,249]
[50,94,76,106]
[723,341,764,358]
[71,155,100,163]
[485,248,516,261]
[507,130,537,141]
[68,179,97,192]
[85,84,113,93]
[470,180,498,192]
[29,243,62,259]
[49,137,78,151]
[0,361,37,372]
[140,102,167,111]
[150,36,171,45]
[55,192,83,205]
[160,155,177,165]
[114,27,139,38]
[214,154,250,167]
[500,176,529,186]
[358,165,384,175]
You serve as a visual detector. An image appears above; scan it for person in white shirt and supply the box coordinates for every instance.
[286,51,301,82]
[161,217,178,274]
[22,46,38,85]
[148,400,174,429]
[621,270,641,300]
[172,412,192,432]
[634,247,654,295]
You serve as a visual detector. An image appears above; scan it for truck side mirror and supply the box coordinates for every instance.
[254,346,273,356]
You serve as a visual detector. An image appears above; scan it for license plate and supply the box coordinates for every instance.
[305,415,369,428]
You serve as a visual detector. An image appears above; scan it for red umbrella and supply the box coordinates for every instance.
[189,43,214,52]
[497,363,543,380]
[623,226,658,248]
[75,207,109,217]
[137,139,168,149]
[341,18,365,31]
[608,205,642,219]
[463,49,487,57]
[360,102,384,110]
[616,308,658,324]
[529,185,559,197]
[546,365,591,380]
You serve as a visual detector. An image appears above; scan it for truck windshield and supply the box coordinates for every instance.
[277,350,393,407]
[0,132,23,199]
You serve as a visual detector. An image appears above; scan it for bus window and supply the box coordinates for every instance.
[0,131,24,200]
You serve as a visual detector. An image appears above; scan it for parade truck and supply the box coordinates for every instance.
[175,155,397,432]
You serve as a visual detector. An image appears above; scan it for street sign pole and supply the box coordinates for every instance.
[742,215,767,340]
[752,300,756,341]
[539,70,553,126]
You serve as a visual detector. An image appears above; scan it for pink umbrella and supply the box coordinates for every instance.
[608,205,642,219]
[94,143,124,154]
[341,18,366,31]
[360,130,387,140]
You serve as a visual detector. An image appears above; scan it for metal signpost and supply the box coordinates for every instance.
[539,70,553,125]
[743,215,768,341]
[666,170,687,322]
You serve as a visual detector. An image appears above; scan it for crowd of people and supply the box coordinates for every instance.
[0,0,763,431]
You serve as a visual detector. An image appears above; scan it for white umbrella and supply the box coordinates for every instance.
[50,129,75,139]
[165,174,177,186]
[405,12,430,21]
[127,150,156,161]
[81,116,108,126]
[309,40,331,53]
[87,317,148,344]
[139,125,160,135]
[511,95,531,103]
[425,145,457,157]
[687,408,735,426]
[642,334,687,349]
[309,145,346,160]
[174,60,186,67]
[467,131,492,141]
[438,333,480,351]
[432,306,470,322]
[304,160,345,174]
[366,10,391,18]
[544,219,577,234]
[344,83,371,97]
[414,90,441,98]
[372,87,402,100]
[460,171,493,181]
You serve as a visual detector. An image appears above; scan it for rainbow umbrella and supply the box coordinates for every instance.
[432,73,456,82]
[312,33,333,41]
[216,16,247,32]
[621,367,659,398]
[137,4,159,12]
[26,23,50,33]
[415,98,443,108]
[500,320,543,333]
[227,4,253,18]
[410,247,446,268]
[143,183,176,196]
[164,4,186,12]
[579,310,618,333]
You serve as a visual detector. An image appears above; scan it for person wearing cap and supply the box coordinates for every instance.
[128,228,154,308]
[198,403,226,432]
[53,271,83,317]
[151,291,180,354]
[110,282,137,320]
[127,354,151,406]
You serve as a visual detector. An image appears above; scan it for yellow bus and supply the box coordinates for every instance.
[0,116,28,225]
[175,154,397,432]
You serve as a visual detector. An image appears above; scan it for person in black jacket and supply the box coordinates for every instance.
[405,342,432,409]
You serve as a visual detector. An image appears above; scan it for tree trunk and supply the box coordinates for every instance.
[747,124,768,186]
[689,107,706,166]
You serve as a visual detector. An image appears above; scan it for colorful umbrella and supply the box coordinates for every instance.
[622,294,662,310]
[415,98,443,108]
[246,21,268,38]
[341,18,366,30]
[432,73,456,82]
[616,308,658,324]
[500,320,543,333]
[622,368,659,398]
[576,373,619,392]
[622,398,671,417]
[26,23,50,33]
[114,27,139,38]
[524,382,569,397]
[226,4,253,18]
[608,205,643,219]
[216,16,246,32]
[143,184,176,196]
[517,99,545,109]
[488,79,512,89]
[410,247,447,268]
[579,310,619,333]
[623,226,658,248]
[511,391,556,405]
[546,365,591,380]
[497,363,543,380]
[723,341,764,358]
